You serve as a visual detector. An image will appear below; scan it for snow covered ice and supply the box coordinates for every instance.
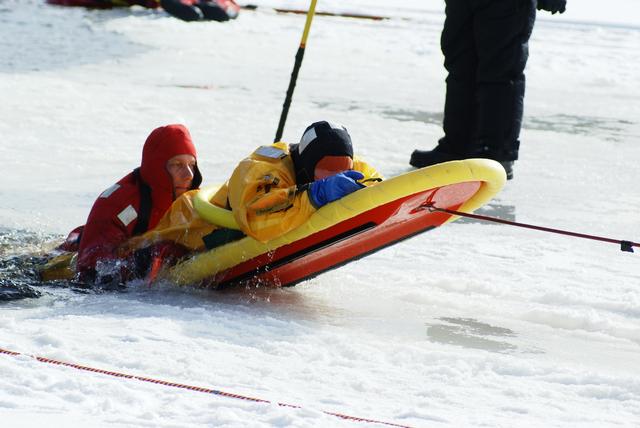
[1,0,640,426]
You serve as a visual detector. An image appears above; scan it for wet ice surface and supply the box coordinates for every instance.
[426,317,520,353]
[1,1,640,427]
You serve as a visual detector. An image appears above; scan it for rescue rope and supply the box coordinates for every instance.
[0,347,412,428]
[426,204,638,253]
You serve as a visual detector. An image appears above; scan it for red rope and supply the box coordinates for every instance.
[0,347,412,428]
[427,205,639,252]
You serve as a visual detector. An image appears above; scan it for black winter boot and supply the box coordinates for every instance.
[196,1,230,21]
[409,143,463,168]
[410,146,514,180]
[161,0,204,21]
[499,161,514,180]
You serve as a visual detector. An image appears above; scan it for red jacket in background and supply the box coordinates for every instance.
[76,124,202,279]
[45,1,160,9]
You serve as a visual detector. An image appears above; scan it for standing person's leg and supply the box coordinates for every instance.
[473,0,536,178]
[410,0,476,168]
[441,0,478,157]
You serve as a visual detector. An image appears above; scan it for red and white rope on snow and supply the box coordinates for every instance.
[0,347,412,428]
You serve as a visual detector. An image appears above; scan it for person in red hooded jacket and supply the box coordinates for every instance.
[70,124,202,284]
[46,0,240,22]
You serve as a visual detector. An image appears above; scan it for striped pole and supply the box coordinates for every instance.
[274,0,318,142]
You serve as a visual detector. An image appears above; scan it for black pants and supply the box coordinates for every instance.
[161,0,231,22]
[440,0,536,161]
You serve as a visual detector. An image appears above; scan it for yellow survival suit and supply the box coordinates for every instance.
[125,141,381,252]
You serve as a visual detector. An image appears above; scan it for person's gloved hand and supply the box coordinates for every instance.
[308,170,365,208]
[537,0,566,14]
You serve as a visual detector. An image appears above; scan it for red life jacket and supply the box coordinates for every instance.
[75,124,201,278]
[45,0,160,9]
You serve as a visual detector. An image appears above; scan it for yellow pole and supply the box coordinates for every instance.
[274,0,318,142]
[300,0,318,47]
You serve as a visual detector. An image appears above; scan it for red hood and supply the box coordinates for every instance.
[140,124,201,228]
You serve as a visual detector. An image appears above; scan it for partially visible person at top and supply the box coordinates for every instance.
[45,0,239,22]
[409,0,567,180]
[160,0,239,21]
[126,120,382,254]
[59,124,202,284]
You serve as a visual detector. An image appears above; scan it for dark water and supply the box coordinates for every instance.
[0,228,294,304]
[426,317,518,353]
[0,228,65,301]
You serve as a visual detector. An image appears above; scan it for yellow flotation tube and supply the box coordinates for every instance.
[193,185,239,230]
[160,159,506,286]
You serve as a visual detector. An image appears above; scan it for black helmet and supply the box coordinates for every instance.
[290,121,353,185]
